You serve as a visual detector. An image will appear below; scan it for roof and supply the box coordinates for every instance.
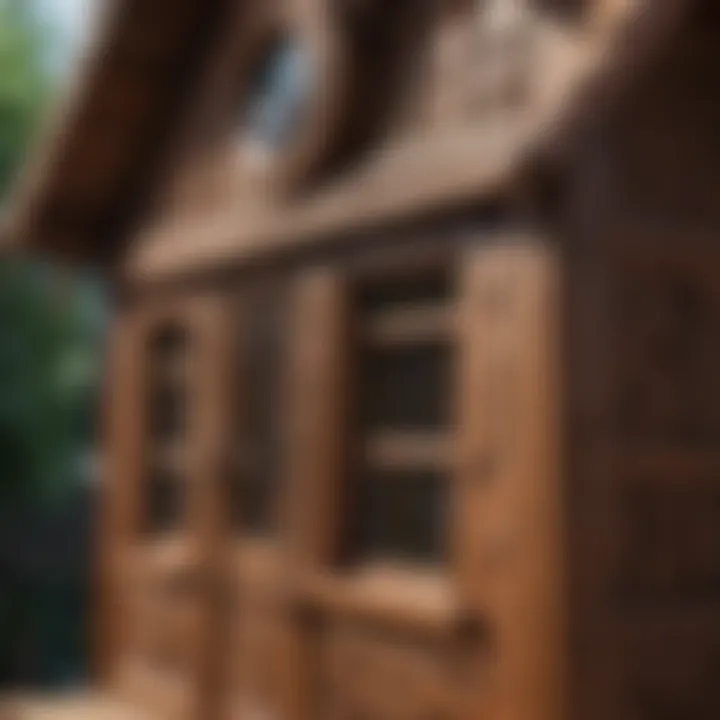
[0,0,700,269]
[2,0,230,264]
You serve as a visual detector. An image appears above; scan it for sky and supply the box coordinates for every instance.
[45,0,94,42]
[38,0,100,74]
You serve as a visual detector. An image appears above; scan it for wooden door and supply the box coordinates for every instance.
[220,243,565,720]
[105,297,229,720]
[219,277,298,720]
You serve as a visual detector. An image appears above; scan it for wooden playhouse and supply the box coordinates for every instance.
[3,0,720,718]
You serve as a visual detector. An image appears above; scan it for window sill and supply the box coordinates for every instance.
[295,563,458,636]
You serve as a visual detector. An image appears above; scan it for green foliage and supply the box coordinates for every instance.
[0,0,51,196]
[0,261,104,505]
[0,0,105,507]
[0,0,102,687]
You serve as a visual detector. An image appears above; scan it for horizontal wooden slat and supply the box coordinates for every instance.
[295,566,457,636]
[0,693,153,720]
[362,304,455,346]
[364,431,452,472]
[127,126,521,281]
[121,537,197,578]
[225,540,281,590]
[617,603,720,641]
[619,448,720,485]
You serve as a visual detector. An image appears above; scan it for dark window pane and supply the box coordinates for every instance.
[360,343,452,431]
[359,270,451,312]
[345,267,454,566]
[357,268,453,431]
[149,385,187,442]
[143,324,189,536]
[353,470,447,564]
[244,38,314,153]
[229,470,276,534]
[148,325,189,443]
[150,326,187,366]
[232,282,287,535]
[144,472,185,536]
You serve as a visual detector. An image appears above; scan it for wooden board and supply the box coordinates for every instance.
[0,694,152,720]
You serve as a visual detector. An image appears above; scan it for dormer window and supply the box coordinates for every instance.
[242,37,314,166]
[228,4,356,193]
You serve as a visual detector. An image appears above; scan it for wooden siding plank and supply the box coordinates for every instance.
[455,243,566,720]
[95,312,145,685]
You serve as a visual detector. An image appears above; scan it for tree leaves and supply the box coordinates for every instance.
[0,2,106,507]
[0,0,50,196]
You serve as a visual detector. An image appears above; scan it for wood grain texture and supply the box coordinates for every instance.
[103,296,233,720]
[0,694,152,720]
[95,312,142,685]
[20,6,720,718]
[455,242,566,720]
[286,269,351,571]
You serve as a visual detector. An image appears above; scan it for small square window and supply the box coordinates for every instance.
[353,469,448,564]
[360,344,452,431]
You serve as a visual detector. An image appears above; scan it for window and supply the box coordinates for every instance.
[346,268,456,566]
[144,470,186,536]
[143,325,190,536]
[241,37,314,161]
[229,282,289,535]
[355,468,448,563]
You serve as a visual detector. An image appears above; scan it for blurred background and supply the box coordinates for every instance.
[0,0,106,691]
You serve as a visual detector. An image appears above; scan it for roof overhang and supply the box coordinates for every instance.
[1,0,229,265]
[1,0,700,272]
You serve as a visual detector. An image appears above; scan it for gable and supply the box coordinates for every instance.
[152,0,580,221]
[1,0,695,271]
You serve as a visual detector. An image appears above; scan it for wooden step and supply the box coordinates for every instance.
[1,693,153,720]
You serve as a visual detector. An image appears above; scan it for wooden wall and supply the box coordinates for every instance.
[564,10,720,718]
[102,216,568,720]
[125,0,603,282]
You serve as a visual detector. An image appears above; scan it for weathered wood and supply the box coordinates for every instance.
[295,566,457,636]
[9,1,720,718]
[0,694,152,720]
[103,297,233,720]
[455,243,566,720]
[95,312,144,685]
[286,269,351,571]
[125,132,518,282]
